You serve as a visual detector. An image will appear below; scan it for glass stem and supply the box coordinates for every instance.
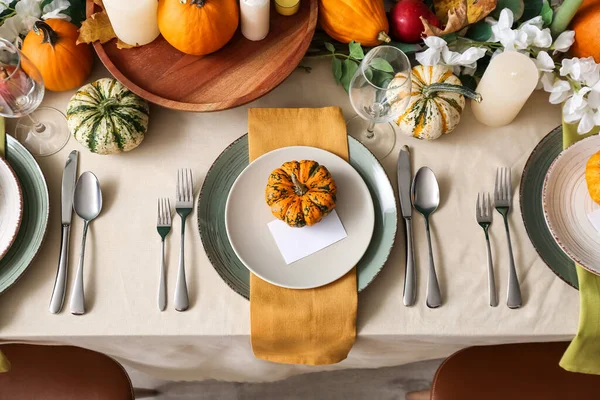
[28,113,46,134]
[365,121,376,139]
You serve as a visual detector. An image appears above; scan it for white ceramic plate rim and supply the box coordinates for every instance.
[542,134,600,275]
[0,156,23,261]
[225,146,375,289]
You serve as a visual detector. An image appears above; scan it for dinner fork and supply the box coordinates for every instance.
[157,198,171,312]
[494,167,522,309]
[175,169,193,312]
[476,193,498,307]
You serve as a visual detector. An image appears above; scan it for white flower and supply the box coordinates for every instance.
[563,87,597,133]
[560,57,600,87]
[534,51,555,72]
[15,0,42,32]
[487,9,529,51]
[42,0,71,21]
[416,36,486,71]
[518,17,553,48]
[542,76,573,104]
[0,15,24,44]
[415,36,446,66]
[552,31,575,53]
[0,2,7,14]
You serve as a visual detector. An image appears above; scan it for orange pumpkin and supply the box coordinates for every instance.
[157,0,239,56]
[21,20,93,92]
[586,150,600,204]
[570,0,600,62]
[318,0,391,46]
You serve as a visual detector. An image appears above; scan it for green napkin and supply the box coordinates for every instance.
[559,121,600,374]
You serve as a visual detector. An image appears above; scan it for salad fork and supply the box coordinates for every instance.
[157,198,171,312]
[476,193,498,307]
[175,169,193,312]
[494,167,522,309]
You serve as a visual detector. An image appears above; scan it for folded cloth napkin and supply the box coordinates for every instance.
[560,120,600,374]
[248,107,357,365]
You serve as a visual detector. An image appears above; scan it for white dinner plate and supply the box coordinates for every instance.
[225,146,375,289]
[542,134,600,275]
[0,156,23,260]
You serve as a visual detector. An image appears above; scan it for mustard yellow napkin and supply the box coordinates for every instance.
[248,107,357,365]
[560,121,600,374]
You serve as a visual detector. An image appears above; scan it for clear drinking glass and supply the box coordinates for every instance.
[347,45,412,159]
[0,38,69,157]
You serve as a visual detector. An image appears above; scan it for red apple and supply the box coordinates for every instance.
[389,0,440,43]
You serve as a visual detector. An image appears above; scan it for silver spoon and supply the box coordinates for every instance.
[412,167,442,308]
[70,172,102,315]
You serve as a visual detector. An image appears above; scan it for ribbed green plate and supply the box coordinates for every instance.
[520,126,578,289]
[198,135,397,299]
[0,135,49,294]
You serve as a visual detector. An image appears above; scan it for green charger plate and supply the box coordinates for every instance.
[520,126,578,289]
[0,135,49,294]
[198,135,397,299]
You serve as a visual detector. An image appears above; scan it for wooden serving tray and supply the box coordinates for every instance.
[86,0,318,112]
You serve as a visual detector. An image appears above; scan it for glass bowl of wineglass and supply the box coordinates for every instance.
[347,45,412,159]
[0,38,69,157]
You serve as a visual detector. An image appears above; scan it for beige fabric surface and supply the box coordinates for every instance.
[0,59,574,382]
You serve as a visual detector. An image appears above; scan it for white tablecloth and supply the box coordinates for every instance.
[0,58,576,382]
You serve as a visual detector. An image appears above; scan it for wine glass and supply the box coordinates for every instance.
[347,46,412,159]
[0,38,69,157]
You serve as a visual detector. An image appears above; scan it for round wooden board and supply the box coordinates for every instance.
[86,0,318,112]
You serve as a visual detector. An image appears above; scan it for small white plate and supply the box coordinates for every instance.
[225,146,375,289]
[543,134,600,275]
[0,156,23,260]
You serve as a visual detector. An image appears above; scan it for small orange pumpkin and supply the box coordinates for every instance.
[570,0,600,62]
[21,20,93,92]
[586,150,600,204]
[318,0,391,46]
[157,0,239,56]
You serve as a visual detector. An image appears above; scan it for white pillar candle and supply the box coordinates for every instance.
[103,0,160,46]
[471,51,539,127]
[240,0,270,41]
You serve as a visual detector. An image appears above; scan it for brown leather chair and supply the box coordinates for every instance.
[409,342,600,400]
[0,344,157,400]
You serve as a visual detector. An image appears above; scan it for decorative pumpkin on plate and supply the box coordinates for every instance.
[586,150,600,204]
[21,20,93,92]
[394,65,482,140]
[157,0,239,56]
[318,0,391,46]
[266,160,337,227]
[66,78,149,155]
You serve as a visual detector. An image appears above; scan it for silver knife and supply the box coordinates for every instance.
[49,150,78,314]
[398,145,416,306]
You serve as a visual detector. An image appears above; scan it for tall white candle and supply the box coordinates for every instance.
[103,0,160,46]
[240,0,270,41]
[471,51,539,127]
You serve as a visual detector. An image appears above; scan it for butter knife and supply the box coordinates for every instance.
[398,145,416,306]
[49,150,78,314]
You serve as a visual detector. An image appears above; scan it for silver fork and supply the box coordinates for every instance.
[494,167,522,309]
[175,169,193,312]
[476,193,498,307]
[157,198,172,311]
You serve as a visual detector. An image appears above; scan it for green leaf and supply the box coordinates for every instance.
[541,0,554,27]
[370,58,394,73]
[364,67,373,82]
[62,0,87,27]
[324,42,336,53]
[491,0,525,21]
[370,70,394,88]
[466,20,493,42]
[340,59,359,93]
[348,41,365,60]
[458,75,478,91]
[388,41,422,54]
[332,57,342,83]
[441,33,459,43]
[521,0,544,21]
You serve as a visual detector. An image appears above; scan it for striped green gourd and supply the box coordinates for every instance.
[66,78,149,154]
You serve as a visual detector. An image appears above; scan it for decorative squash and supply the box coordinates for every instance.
[157,0,239,56]
[266,160,337,227]
[394,65,482,140]
[586,150,600,204]
[66,78,149,155]
[570,0,600,62]
[21,20,93,92]
[319,0,391,46]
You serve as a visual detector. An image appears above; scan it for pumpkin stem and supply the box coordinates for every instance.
[190,0,206,6]
[422,83,483,103]
[291,173,308,196]
[377,31,392,44]
[98,97,119,115]
[33,21,59,48]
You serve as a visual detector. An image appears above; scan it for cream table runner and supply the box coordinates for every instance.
[0,60,576,382]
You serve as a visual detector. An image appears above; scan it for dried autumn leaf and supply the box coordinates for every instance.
[117,40,135,49]
[421,0,469,36]
[434,0,497,25]
[77,11,116,45]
